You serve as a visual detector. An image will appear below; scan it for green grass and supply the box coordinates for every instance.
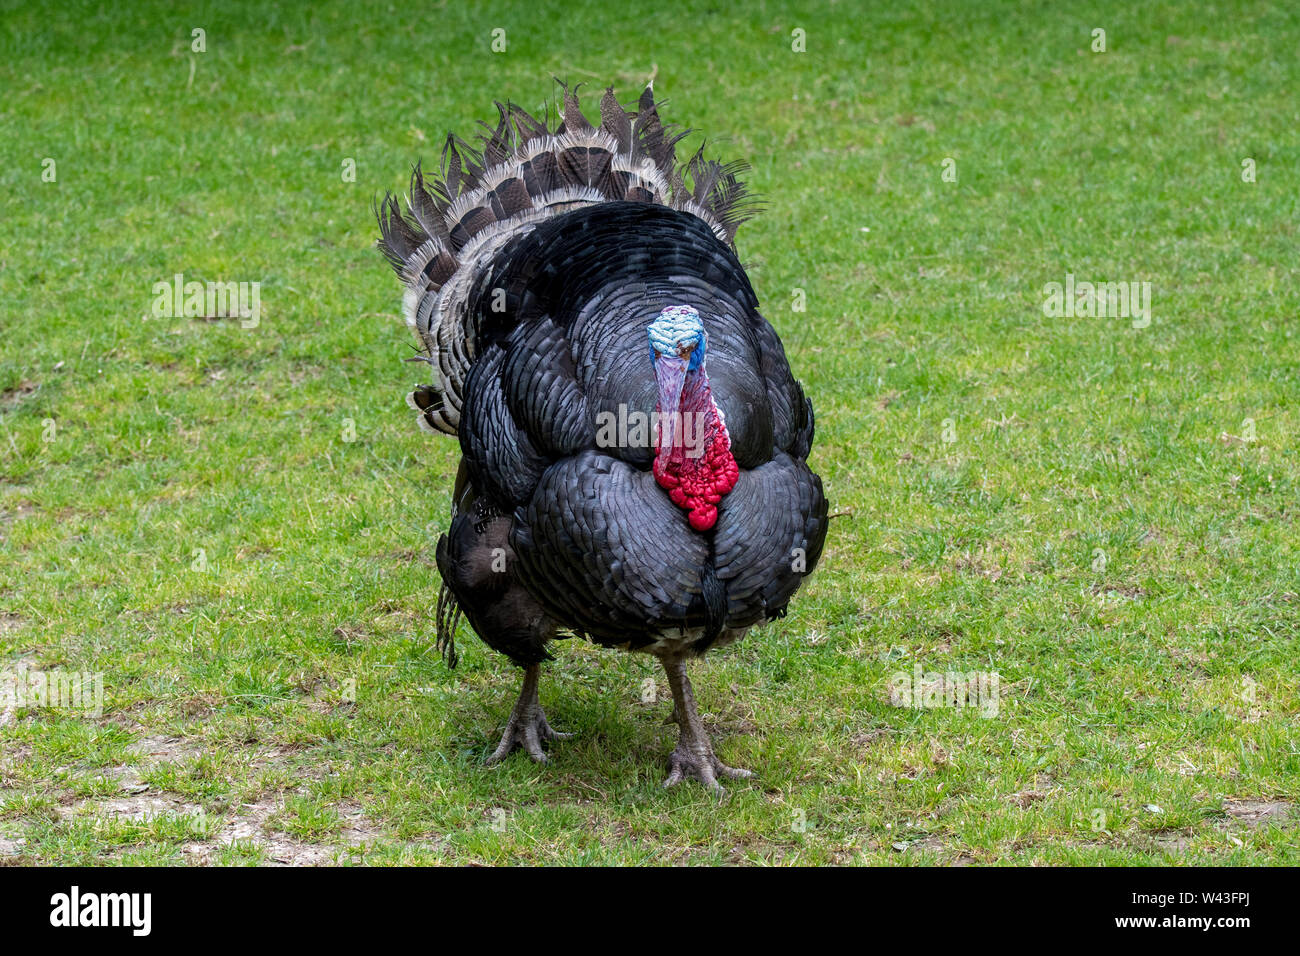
[1,0,1297,865]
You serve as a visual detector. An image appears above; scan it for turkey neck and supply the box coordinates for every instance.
[653,365,740,532]
[662,367,720,465]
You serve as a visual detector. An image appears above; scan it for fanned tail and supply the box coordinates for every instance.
[377,80,759,437]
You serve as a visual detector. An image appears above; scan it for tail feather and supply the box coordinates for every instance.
[407,163,450,240]
[477,103,515,167]
[599,87,632,152]
[376,79,758,437]
[561,83,593,132]
[434,535,462,668]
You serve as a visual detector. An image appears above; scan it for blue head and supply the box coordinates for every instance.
[647,305,706,371]
[647,305,708,456]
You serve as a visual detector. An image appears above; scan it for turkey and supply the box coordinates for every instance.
[376,81,828,789]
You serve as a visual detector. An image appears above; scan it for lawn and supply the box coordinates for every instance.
[1,0,1297,865]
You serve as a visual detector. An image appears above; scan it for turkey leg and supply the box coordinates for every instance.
[486,663,570,764]
[659,652,753,790]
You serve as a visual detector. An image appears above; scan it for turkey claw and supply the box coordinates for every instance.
[662,745,753,791]
[486,705,569,764]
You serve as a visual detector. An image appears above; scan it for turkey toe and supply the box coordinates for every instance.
[663,746,751,791]
[485,664,569,765]
[486,705,567,764]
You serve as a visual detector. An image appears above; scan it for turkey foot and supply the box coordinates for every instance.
[486,663,571,764]
[659,653,753,791]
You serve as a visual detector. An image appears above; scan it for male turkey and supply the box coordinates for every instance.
[377,82,827,789]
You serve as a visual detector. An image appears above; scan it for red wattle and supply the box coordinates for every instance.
[652,378,738,531]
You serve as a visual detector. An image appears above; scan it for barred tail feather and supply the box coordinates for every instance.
[376,79,758,438]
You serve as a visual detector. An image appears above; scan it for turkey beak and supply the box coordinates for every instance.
[654,354,688,454]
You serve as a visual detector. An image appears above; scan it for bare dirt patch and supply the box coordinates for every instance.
[69,793,206,823]
[1,381,38,406]
[57,731,387,865]
[1148,830,1193,853]
[180,796,377,866]
[1223,798,1291,826]
[1091,583,1146,600]
[0,502,37,526]
[0,831,25,860]
[1007,789,1049,809]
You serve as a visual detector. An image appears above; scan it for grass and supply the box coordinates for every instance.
[1,0,1297,865]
